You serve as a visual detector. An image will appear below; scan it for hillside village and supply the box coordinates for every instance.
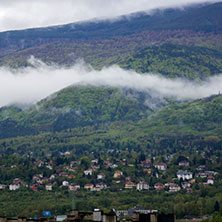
[0,148,220,194]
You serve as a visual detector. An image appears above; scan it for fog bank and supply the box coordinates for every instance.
[0,58,221,107]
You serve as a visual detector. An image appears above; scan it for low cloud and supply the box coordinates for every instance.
[0,0,220,32]
[0,58,222,108]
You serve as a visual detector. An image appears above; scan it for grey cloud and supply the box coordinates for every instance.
[0,0,220,31]
[0,58,222,107]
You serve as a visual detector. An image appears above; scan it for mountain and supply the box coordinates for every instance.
[0,86,171,139]
[0,2,222,139]
[0,2,222,79]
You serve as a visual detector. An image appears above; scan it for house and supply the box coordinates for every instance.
[92,165,100,170]
[91,159,98,164]
[168,183,181,192]
[196,165,206,171]
[97,173,106,180]
[125,181,136,189]
[178,161,190,167]
[166,154,173,160]
[68,167,77,172]
[13,178,21,185]
[84,184,94,190]
[104,161,113,168]
[46,164,53,170]
[205,171,218,177]
[38,177,49,184]
[9,184,20,191]
[30,185,38,191]
[69,183,80,191]
[177,170,192,180]
[136,181,150,191]
[113,170,123,178]
[84,169,93,176]
[181,182,191,189]
[140,159,152,168]
[91,183,107,191]
[68,175,75,179]
[32,174,43,182]
[144,169,152,175]
[50,174,56,180]
[46,184,53,191]
[154,183,165,191]
[207,176,214,185]
[62,181,69,186]
[110,164,118,169]
[59,171,68,177]
[0,184,7,190]
[95,183,107,190]
[196,172,207,178]
[154,163,167,171]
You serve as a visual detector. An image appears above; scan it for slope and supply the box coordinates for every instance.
[0,2,222,59]
[136,94,222,136]
[120,44,222,79]
[0,86,168,139]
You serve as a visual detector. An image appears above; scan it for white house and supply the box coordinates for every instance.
[136,181,150,191]
[95,182,107,190]
[178,161,190,167]
[154,163,167,171]
[84,169,93,176]
[207,176,214,185]
[177,170,193,180]
[0,184,7,190]
[45,184,53,191]
[169,183,181,192]
[97,173,105,180]
[62,181,69,186]
[9,184,20,191]
[181,182,191,189]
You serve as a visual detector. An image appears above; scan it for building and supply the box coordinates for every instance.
[0,184,7,190]
[136,181,150,191]
[9,184,20,191]
[154,183,165,191]
[62,181,69,186]
[140,159,152,168]
[97,173,106,180]
[154,163,167,171]
[125,181,136,189]
[84,184,94,190]
[95,183,107,190]
[207,176,214,185]
[45,184,53,191]
[177,170,192,180]
[30,185,38,191]
[69,183,80,191]
[168,183,181,192]
[178,161,190,167]
[113,170,123,179]
[181,182,191,189]
[84,169,93,176]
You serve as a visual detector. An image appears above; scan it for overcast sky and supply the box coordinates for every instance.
[0,0,220,32]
